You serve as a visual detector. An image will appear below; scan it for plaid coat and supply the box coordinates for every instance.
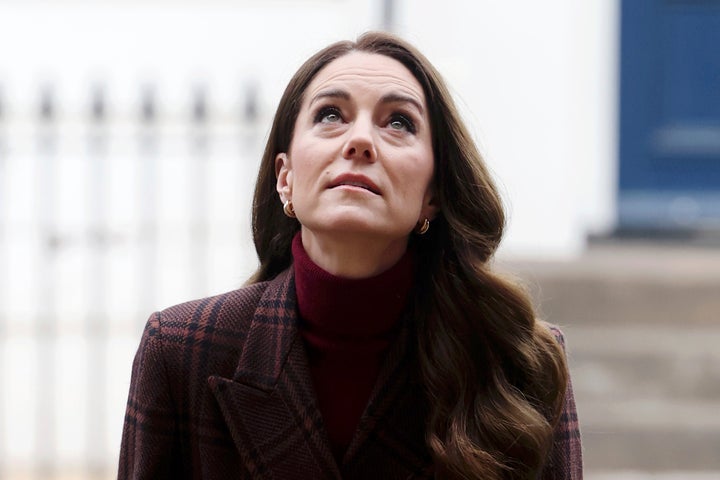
[118,268,582,479]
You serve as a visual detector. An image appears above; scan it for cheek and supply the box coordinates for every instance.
[288,158,323,200]
[406,157,435,197]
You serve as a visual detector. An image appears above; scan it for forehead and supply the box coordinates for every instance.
[304,52,426,105]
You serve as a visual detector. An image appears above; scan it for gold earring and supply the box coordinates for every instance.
[415,218,430,235]
[283,200,296,218]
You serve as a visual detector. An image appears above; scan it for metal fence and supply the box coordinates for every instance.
[0,83,265,479]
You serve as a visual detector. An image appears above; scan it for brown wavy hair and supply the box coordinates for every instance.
[249,31,568,479]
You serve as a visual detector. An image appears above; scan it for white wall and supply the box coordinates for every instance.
[396,0,619,259]
[0,1,377,119]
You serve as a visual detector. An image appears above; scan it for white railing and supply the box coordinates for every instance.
[0,84,266,479]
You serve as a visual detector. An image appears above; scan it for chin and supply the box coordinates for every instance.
[308,220,412,242]
[317,219,380,234]
[301,207,412,238]
[303,213,371,233]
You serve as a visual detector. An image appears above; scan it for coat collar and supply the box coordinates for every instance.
[208,268,433,479]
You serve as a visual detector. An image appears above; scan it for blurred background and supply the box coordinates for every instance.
[0,0,718,478]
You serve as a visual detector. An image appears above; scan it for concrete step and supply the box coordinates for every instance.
[499,242,720,327]
[568,325,720,401]
[567,325,720,472]
[587,473,720,480]
[498,242,720,474]
[580,428,720,472]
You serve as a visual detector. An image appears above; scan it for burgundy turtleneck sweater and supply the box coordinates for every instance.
[291,233,413,462]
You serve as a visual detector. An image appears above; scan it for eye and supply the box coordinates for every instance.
[387,113,416,134]
[314,106,343,124]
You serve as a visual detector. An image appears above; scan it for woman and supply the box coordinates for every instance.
[119,32,582,479]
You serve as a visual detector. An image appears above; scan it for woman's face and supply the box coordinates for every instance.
[276,52,437,248]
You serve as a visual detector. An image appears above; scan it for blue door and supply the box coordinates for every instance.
[619,0,720,229]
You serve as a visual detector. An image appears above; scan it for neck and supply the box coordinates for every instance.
[291,231,414,461]
[300,228,408,279]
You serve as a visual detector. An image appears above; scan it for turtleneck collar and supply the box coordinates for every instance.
[290,232,415,462]
[291,232,414,340]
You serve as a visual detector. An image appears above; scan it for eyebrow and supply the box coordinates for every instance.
[379,93,424,115]
[310,89,350,105]
[309,89,425,115]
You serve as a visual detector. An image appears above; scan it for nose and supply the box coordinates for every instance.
[342,115,376,162]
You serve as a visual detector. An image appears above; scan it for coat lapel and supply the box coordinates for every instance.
[340,318,434,479]
[208,267,433,479]
[208,269,341,480]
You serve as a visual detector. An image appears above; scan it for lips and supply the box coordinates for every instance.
[329,173,381,195]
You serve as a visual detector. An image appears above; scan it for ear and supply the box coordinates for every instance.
[420,185,440,222]
[275,153,293,202]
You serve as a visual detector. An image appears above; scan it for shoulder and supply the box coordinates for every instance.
[142,275,285,359]
[134,274,291,392]
[156,282,269,332]
[536,322,584,478]
[537,320,568,349]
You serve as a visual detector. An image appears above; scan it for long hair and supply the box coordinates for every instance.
[249,31,568,479]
